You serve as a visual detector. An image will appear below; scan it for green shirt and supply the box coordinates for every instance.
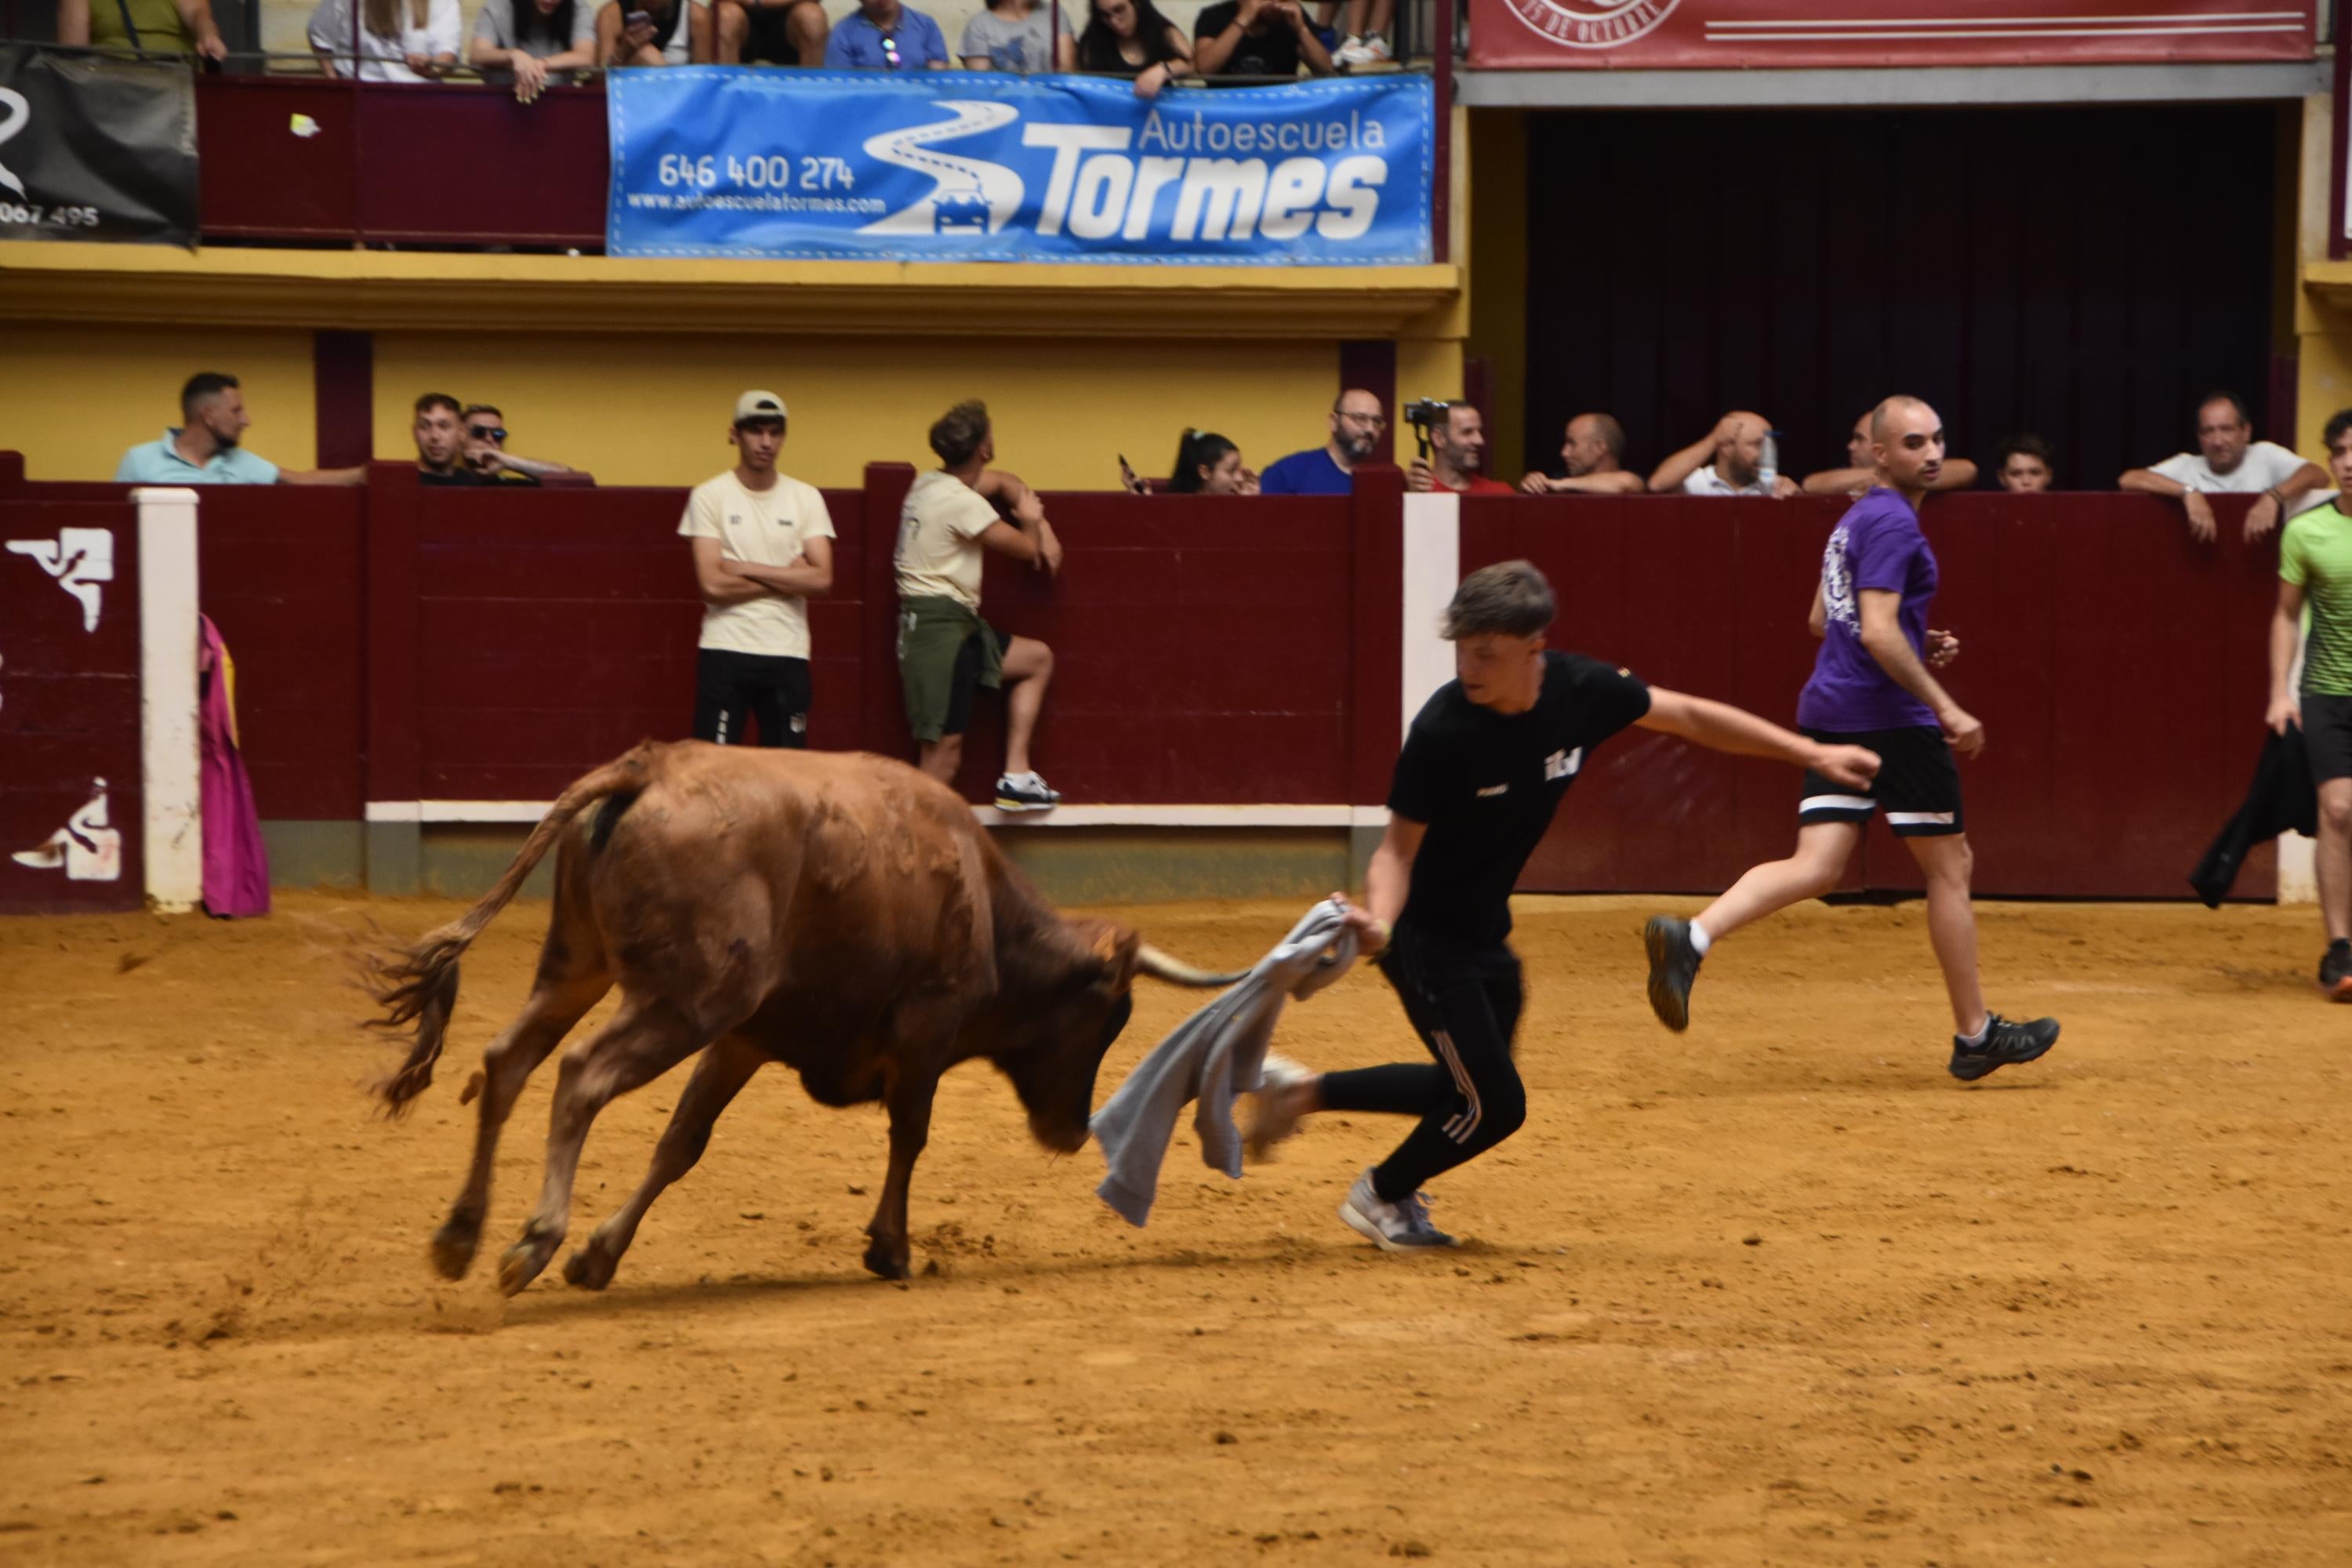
[2281,499,2352,696]
[89,0,194,51]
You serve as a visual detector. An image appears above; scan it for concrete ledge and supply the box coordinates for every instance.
[1459,58,2330,109]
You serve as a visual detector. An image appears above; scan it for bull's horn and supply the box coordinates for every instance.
[1134,944,1248,988]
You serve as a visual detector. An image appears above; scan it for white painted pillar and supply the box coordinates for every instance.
[1399,491,1461,733]
[134,487,201,913]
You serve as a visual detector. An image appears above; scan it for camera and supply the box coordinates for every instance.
[1402,398,1452,459]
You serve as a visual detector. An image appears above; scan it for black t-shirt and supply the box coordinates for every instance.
[418,466,539,487]
[1194,0,1303,76]
[1388,650,1652,949]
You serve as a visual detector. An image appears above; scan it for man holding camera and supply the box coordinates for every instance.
[1405,402,1515,497]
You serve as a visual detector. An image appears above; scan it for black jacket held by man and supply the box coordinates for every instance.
[2190,727,2318,907]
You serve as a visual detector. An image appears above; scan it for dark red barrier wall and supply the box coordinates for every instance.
[1463,492,2283,898]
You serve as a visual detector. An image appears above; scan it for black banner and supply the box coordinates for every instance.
[0,45,197,247]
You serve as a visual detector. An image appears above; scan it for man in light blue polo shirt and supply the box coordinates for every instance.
[822,0,948,67]
[114,372,362,486]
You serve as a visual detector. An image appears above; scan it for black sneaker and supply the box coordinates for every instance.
[1642,915,1701,1032]
[994,772,1062,813]
[2321,941,2352,1001]
[1947,1013,2060,1081]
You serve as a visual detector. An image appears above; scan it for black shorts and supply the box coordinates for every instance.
[1797,724,1963,837]
[737,0,805,62]
[2306,693,2352,785]
[942,626,1016,739]
[691,648,810,748]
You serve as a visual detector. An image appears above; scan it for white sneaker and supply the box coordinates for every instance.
[1333,33,1373,66]
[1338,1167,1457,1251]
[1245,1051,1314,1159]
[994,772,1062,812]
[1363,33,1392,60]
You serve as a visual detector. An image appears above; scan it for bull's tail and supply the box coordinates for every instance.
[362,745,656,1115]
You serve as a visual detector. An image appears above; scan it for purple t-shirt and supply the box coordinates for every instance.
[1796,488,1940,733]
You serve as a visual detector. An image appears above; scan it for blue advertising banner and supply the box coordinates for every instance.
[607,70,1431,266]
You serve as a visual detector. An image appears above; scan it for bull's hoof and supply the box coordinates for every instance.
[862,1243,912,1282]
[497,1226,561,1298]
[430,1213,483,1281]
[563,1244,617,1291]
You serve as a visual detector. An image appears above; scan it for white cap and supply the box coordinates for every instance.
[732,389,787,425]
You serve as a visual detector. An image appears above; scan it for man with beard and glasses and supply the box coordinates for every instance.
[1258,390,1389,495]
[115,372,361,486]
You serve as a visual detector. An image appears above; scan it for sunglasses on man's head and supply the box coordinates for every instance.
[468,425,507,442]
[880,31,901,64]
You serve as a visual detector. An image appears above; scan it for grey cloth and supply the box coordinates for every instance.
[1091,900,1359,1227]
[958,2,1070,71]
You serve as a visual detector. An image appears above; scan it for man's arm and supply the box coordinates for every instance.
[1287,0,1334,71]
[723,535,834,597]
[1524,470,1645,496]
[2268,578,2307,735]
[484,451,590,481]
[1647,415,1734,494]
[2120,463,2217,543]
[278,466,365,485]
[174,0,229,58]
[1356,814,1424,946]
[1193,0,1256,72]
[2244,459,2329,543]
[1801,466,1873,497]
[1635,688,1878,786]
[59,0,90,44]
[1857,589,1983,756]
[688,535,771,605]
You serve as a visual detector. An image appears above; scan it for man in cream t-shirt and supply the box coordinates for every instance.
[679,390,835,747]
[2122,390,2330,544]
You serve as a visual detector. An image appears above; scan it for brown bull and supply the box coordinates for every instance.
[363,741,1232,1295]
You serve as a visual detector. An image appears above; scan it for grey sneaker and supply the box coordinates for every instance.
[1642,915,1701,1032]
[1338,1167,1457,1251]
[994,772,1062,812]
[1947,1013,2060,1081]
[1245,1051,1313,1160]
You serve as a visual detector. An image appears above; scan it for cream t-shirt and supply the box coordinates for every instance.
[677,469,835,658]
[2151,441,2330,516]
[895,469,1001,612]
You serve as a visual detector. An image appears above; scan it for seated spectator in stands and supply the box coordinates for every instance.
[717,0,826,63]
[460,404,592,485]
[594,0,709,66]
[824,0,948,67]
[1167,431,1259,495]
[115,372,361,486]
[309,0,461,78]
[1077,0,1192,97]
[1260,389,1386,495]
[1519,412,1643,495]
[57,0,227,60]
[411,394,490,486]
[1330,0,1389,66]
[1406,403,1515,496]
[470,0,597,96]
[1995,433,2055,493]
[1803,406,1977,497]
[1648,410,1798,498]
[898,401,1064,812]
[2121,390,2328,544]
[960,0,1073,70]
[1194,0,1332,78]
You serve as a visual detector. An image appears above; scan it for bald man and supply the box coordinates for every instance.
[1650,411,1798,498]
[1520,412,1645,496]
[1259,389,1388,495]
[1803,406,1979,497]
[1640,395,2060,1082]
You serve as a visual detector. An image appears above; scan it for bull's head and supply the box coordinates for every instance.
[996,923,1243,1153]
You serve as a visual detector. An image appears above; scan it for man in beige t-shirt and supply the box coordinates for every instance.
[679,390,836,746]
[895,399,1064,811]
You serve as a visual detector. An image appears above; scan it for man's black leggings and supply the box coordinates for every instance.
[1318,929,1528,1203]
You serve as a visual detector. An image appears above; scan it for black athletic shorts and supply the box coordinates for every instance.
[691,648,810,748]
[942,626,1017,739]
[2306,693,2352,785]
[1797,724,1963,837]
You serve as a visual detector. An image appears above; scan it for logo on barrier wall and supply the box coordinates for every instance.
[11,779,122,883]
[7,525,114,631]
[1499,0,1679,50]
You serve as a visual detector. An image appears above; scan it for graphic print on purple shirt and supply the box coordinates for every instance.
[1796,487,1940,733]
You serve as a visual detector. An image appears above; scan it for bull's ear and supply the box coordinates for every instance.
[1092,927,1143,996]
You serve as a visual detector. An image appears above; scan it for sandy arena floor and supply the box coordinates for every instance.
[1,891,2346,1566]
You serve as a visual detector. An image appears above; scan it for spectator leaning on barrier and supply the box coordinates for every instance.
[717,0,827,64]
[1167,431,1258,495]
[824,0,949,67]
[1259,389,1385,495]
[960,0,1074,71]
[1649,410,1798,499]
[1995,434,2055,493]
[595,0,710,66]
[2122,391,2329,545]
[680,390,836,749]
[2268,408,2352,1000]
[461,404,591,484]
[58,0,227,60]
[114,372,362,487]
[897,400,1065,813]
[1406,403,1515,497]
[1519,412,1643,496]
[1077,0,1193,98]
[1803,407,1977,498]
[307,0,462,79]
[1193,0,1333,78]
[469,0,598,98]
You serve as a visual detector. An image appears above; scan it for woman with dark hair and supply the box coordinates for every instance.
[1076,0,1192,97]
[593,0,710,66]
[470,0,597,99]
[1167,431,1258,495]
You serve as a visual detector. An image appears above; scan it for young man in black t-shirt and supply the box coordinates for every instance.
[1265,561,1881,1250]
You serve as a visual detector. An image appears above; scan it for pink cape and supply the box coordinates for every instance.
[200,615,270,918]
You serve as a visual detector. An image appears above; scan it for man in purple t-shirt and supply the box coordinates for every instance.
[1638,396,2061,1082]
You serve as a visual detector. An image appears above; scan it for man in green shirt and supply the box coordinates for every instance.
[2267,408,2352,1000]
[58,0,227,60]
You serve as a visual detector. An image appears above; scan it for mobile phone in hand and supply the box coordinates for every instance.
[626,9,652,24]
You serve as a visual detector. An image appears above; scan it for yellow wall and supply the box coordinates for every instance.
[371,332,1356,492]
[5,325,317,481]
